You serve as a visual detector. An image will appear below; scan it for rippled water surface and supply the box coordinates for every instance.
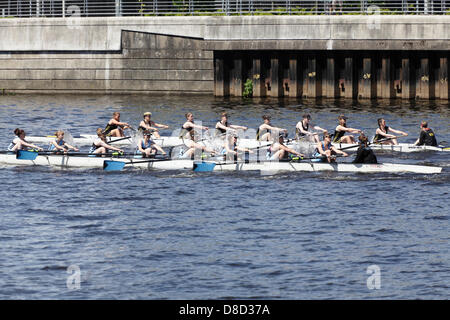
[0,95,449,299]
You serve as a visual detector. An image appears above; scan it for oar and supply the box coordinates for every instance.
[337,135,405,151]
[103,157,172,171]
[16,150,40,160]
[107,136,132,144]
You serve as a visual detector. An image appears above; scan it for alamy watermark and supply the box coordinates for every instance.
[66,264,81,290]
[366,265,381,290]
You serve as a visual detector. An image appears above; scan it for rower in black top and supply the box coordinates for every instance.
[353,133,378,164]
[414,121,438,147]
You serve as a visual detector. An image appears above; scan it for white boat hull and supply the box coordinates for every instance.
[0,153,442,174]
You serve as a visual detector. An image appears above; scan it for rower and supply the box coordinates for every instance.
[138,112,169,139]
[332,114,362,144]
[89,128,124,155]
[8,128,43,152]
[313,131,349,163]
[102,112,131,137]
[257,115,288,141]
[267,133,305,161]
[215,112,248,138]
[48,130,79,153]
[373,118,408,145]
[414,121,438,147]
[352,133,378,164]
[295,114,326,143]
[137,131,166,157]
[179,112,215,159]
[223,133,253,162]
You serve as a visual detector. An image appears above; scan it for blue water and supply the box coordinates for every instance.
[0,95,448,299]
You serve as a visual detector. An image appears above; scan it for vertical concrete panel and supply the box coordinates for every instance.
[359,57,375,99]
[305,57,318,98]
[270,56,282,97]
[401,56,414,100]
[416,57,430,100]
[325,57,338,98]
[252,57,265,97]
[214,54,228,96]
[288,55,302,98]
[380,56,394,99]
[438,56,448,100]
[344,56,356,99]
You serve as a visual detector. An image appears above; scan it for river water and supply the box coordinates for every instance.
[0,94,448,299]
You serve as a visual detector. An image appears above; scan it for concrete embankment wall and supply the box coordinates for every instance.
[0,16,449,98]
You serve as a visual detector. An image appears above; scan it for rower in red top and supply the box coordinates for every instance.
[373,118,408,145]
[414,121,438,147]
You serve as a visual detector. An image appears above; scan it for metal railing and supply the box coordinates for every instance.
[0,1,448,18]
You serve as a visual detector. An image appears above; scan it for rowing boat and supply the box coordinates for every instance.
[0,152,442,174]
[26,134,449,153]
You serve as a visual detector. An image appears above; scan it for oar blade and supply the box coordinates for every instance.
[16,150,39,160]
[103,160,126,171]
[193,161,216,172]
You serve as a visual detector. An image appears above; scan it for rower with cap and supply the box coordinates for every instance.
[352,133,378,164]
[137,131,166,157]
[103,112,131,137]
[89,128,124,155]
[138,112,169,139]
[257,115,288,141]
[48,130,79,153]
[373,118,408,145]
[313,131,348,163]
[223,133,253,162]
[295,114,327,143]
[179,112,215,159]
[332,114,362,144]
[215,112,248,138]
[267,133,305,161]
[8,128,43,152]
[414,121,438,147]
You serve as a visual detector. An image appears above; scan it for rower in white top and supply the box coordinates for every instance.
[257,115,288,141]
[8,128,43,152]
[295,114,327,143]
[138,112,169,139]
[89,128,124,155]
[267,133,305,161]
[223,133,253,161]
[373,118,408,145]
[179,112,215,159]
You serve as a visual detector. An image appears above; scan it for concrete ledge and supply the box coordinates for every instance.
[1,16,450,51]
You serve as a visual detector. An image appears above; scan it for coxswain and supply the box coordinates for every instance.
[257,115,288,141]
[179,113,215,159]
[414,121,438,146]
[103,112,130,137]
[215,112,248,138]
[352,133,378,164]
[332,114,362,144]
[295,114,327,143]
[267,133,304,161]
[48,130,79,153]
[89,128,124,155]
[313,131,349,163]
[138,112,169,139]
[137,131,166,157]
[8,128,43,152]
[373,118,408,145]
